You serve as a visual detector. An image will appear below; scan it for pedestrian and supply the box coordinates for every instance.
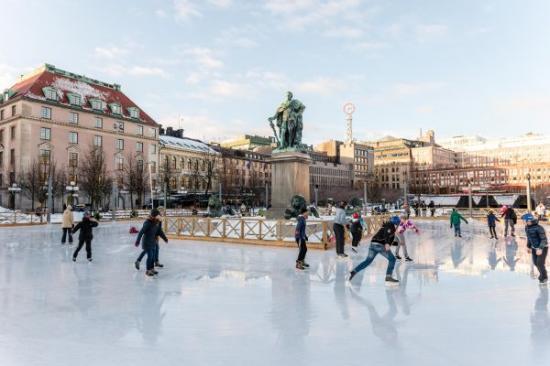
[501,205,517,237]
[295,207,309,270]
[333,201,348,257]
[350,212,364,253]
[349,215,401,284]
[487,209,500,240]
[395,215,419,261]
[135,209,168,277]
[428,200,435,217]
[61,204,74,245]
[450,208,468,237]
[403,203,411,219]
[72,212,98,262]
[522,213,548,285]
[536,202,547,221]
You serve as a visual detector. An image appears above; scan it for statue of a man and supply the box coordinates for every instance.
[268,91,305,150]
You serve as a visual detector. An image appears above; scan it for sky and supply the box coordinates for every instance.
[1,0,549,145]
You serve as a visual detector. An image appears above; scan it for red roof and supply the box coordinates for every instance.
[6,65,158,127]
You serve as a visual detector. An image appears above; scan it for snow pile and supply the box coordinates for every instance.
[52,77,110,102]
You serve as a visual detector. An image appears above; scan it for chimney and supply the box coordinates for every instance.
[176,129,184,138]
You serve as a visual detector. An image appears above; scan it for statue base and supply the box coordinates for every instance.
[266,151,312,219]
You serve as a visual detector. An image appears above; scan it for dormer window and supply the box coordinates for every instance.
[109,103,121,115]
[128,107,140,119]
[67,93,81,106]
[42,87,59,101]
[90,98,105,110]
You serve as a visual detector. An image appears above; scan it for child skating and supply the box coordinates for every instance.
[394,215,419,261]
[295,207,309,270]
[349,216,401,284]
[72,212,99,262]
[135,209,168,277]
[350,212,364,253]
[450,209,468,237]
[522,213,548,285]
[487,210,500,239]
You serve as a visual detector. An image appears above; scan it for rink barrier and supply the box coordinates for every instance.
[163,215,390,250]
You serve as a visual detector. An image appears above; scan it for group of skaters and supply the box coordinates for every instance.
[295,201,549,286]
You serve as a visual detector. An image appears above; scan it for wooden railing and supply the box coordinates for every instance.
[163,215,390,250]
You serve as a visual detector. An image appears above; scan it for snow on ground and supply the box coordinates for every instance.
[0,220,548,366]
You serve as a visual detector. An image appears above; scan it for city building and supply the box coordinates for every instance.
[158,127,220,194]
[219,134,275,151]
[309,150,353,202]
[0,64,160,210]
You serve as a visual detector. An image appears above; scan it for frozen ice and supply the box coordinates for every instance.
[0,220,549,366]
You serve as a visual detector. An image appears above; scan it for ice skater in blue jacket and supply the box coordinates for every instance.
[523,213,548,285]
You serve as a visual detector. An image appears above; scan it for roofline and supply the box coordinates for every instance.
[18,64,121,91]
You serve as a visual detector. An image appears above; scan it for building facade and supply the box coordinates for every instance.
[0,64,160,210]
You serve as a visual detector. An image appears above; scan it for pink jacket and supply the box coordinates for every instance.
[397,220,419,234]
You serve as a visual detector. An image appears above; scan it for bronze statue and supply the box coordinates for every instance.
[268,91,306,151]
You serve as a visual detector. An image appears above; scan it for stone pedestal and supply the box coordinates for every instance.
[268,151,311,218]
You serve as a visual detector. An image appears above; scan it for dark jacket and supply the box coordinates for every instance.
[487,213,500,227]
[526,221,548,249]
[295,215,307,240]
[350,218,363,235]
[503,208,517,223]
[371,221,396,245]
[72,217,98,241]
[136,217,167,249]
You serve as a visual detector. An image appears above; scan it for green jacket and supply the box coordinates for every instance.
[450,211,468,227]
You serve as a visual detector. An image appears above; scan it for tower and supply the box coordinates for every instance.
[343,102,355,144]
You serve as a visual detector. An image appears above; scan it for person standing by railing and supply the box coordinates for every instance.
[295,207,309,270]
[333,201,348,258]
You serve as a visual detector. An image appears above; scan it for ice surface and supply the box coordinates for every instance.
[0,220,549,366]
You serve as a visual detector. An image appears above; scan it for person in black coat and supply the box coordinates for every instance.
[135,209,168,276]
[294,207,309,270]
[72,212,99,262]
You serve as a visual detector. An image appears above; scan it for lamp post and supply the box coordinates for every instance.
[468,180,473,219]
[66,181,79,205]
[314,184,319,207]
[8,183,21,223]
[527,173,532,212]
[362,180,367,217]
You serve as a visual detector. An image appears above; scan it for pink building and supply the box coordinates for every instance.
[0,64,160,210]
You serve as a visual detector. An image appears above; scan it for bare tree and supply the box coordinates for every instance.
[158,154,177,207]
[80,145,112,210]
[52,164,68,210]
[20,157,50,211]
[120,154,149,210]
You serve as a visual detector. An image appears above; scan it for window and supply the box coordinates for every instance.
[0,110,3,120]
[116,156,124,171]
[151,144,157,154]
[10,126,15,140]
[69,112,79,124]
[137,125,143,136]
[136,142,143,152]
[10,149,15,165]
[114,121,124,132]
[11,105,16,116]
[93,135,103,147]
[171,156,177,169]
[128,107,140,119]
[40,127,51,140]
[109,103,121,115]
[9,172,15,185]
[69,153,78,168]
[40,149,51,164]
[90,99,104,110]
[150,161,156,174]
[95,117,103,129]
[69,132,78,144]
[151,128,157,138]
[41,106,52,119]
[43,87,58,101]
[0,151,3,167]
[137,159,144,172]
[116,139,124,150]
[67,93,81,106]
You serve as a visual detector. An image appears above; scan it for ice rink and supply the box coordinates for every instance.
[0,220,549,366]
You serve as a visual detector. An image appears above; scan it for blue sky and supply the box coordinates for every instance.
[1,0,549,144]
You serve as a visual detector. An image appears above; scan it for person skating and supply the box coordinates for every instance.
[72,212,98,262]
[536,202,547,221]
[333,201,348,257]
[501,205,517,237]
[349,216,401,284]
[295,207,309,270]
[135,209,168,277]
[61,204,74,245]
[523,213,548,285]
[450,209,468,237]
[487,209,500,240]
[394,215,419,261]
[350,212,364,253]
[428,200,435,217]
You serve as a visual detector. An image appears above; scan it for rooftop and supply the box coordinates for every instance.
[160,135,218,154]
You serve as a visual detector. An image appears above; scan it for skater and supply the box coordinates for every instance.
[450,209,468,237]
[333,201,348,257]
[135,209,168,277]
[501,205,517,237]
[394,215,419,261]
[349,216,401,284]
[523,213,548,285]
[536,202,547,221]
[72,212,98,262]
[350,212,364,253]
[295,207,309,270]
[61,204,74,244]
[487,209,500,239]
[428,200,435,217]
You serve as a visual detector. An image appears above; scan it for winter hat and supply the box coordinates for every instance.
[352,212,360,219]
[521,213,535,222]
[390,216,401,225]
[150,208,161,217]
[83,211,91,218]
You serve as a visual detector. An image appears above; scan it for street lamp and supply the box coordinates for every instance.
[8,183,21,223]
[468,180,473,218]
[66,181,79,205]
[526,173,532,212]
[314,184,319,208]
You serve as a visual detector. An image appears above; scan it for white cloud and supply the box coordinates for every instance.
[216,27,259,49]
[208,80,252,97]
[416,24,448,41]
[184,47,224,70]
[94,46,129,59]
[323,26,364,39]
[295,77,347,96]
[173,0,202,20]
[354,41,388,50]
[101,64,168,78]
[416,106,434,114]
[208,0,232,8]
[0,64,19,87]
[394,82,445,96]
